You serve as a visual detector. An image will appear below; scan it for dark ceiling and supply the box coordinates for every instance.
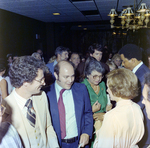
[0,0,150,30]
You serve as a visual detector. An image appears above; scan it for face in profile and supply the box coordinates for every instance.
[27,69,45,95]
[107,86,115,101]
[142,84,150,119]
[60,51,69,60]
[90,50,102,62]
[87,70,103,85]
[120,54,133,70]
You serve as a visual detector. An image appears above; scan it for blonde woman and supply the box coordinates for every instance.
[111,53,122,68]
[94,68,144,148]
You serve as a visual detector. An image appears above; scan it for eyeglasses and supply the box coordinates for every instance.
[0,105,6,116]
[91,75,103,80]
[34,77,45,83]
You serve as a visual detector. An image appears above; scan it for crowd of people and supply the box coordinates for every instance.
[0,43,150,148]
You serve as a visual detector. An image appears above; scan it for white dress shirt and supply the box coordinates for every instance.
[55,82,78,139]
[132,61,143,73]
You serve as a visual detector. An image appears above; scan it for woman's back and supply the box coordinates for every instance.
[94,100,144,148]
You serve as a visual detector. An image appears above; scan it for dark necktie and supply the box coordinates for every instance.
[25,99,36,127]
[58,89,66,139]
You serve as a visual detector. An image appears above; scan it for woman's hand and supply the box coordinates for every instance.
[94,120,102,132]
[92,101,101,113]
[106,104,112,112]
[93,112,105,121]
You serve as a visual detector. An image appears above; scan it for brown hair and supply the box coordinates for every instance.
[106,68,138,99]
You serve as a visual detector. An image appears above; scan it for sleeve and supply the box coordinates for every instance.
[0,122,23,148]
[93,112,117,148]
[81,85,93,139]
[42,92,59,148]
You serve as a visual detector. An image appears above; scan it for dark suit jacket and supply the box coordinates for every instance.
[135,63,150,146]
[46,82,93,147]
[133,63,150,108]
[46,61,56,83]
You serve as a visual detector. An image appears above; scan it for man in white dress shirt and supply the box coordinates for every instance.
[3,56,59,148]
[46,60,93,148]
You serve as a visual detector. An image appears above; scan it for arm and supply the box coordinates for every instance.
[79,134,89,147]
[43,92,59,148]
[93,112,116,148]
[0,79,8,99]
[79,85,93,147]
[93,104,112,121]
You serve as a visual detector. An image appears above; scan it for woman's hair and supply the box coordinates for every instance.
[9,56,46,88]
[106,68,138,99]
[84,57,105,78]
[111,53,121,62]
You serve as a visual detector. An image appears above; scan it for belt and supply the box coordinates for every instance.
[62,136,78,143]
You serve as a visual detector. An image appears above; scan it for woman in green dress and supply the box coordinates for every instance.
[81,57,111,147]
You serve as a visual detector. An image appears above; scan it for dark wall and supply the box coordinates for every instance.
[0,8,150,64]
[0,9,46,59]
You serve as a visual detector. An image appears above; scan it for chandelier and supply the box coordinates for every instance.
[108,2,150,32]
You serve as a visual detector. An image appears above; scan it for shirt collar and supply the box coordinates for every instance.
[55,81,63,93]
[132,61,143,73]
[53,60,58,67]
[14,89,32,110]
[55,81,71,94]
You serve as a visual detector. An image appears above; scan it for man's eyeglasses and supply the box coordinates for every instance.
[34,77,45,83]
[0,105,6,116]
[91,75,103,80]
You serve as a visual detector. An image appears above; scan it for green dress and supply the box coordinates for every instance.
[82,78,107,113]
[81,78,108,148]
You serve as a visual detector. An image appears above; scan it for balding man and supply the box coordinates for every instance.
[46,60,93,148]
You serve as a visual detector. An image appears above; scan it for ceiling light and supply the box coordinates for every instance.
[53,13,60,15]
[108,1,150,32]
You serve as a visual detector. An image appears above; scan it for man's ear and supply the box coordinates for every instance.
[130,58,137,63]
[54,72,58,79]
[23,82,29,87]
[57,54,61,59]
[90,53,93,57]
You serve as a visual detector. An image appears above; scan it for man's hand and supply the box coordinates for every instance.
[93,112,105,121]
[79,133,89,147]
[92,101,101,113]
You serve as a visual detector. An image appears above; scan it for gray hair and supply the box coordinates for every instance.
[84,57,105,77]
